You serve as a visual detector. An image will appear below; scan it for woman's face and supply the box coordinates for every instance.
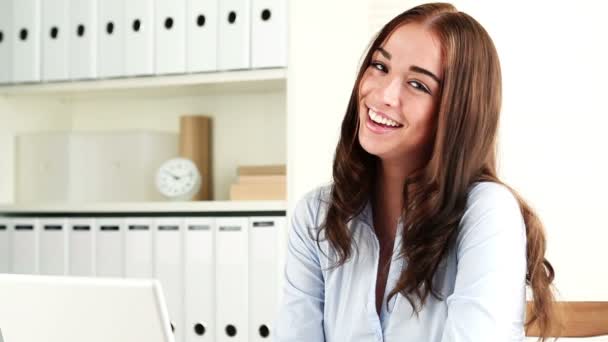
[358,23,443,164]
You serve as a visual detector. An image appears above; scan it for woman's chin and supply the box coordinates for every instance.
[359,136,390,158]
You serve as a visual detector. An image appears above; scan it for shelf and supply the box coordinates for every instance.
[0,200,287,216]
[0,68,287,99]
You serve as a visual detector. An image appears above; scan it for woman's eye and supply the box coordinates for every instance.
[370,61,387,73]
[408,80,430,94]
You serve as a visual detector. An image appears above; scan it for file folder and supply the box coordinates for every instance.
[251,0,287,68]
[125,218,153,278]
[68,218,95,276]
[248,216,286,341]
[276,214,288,303]
[154,218,184,342]
[12,0,41,83]
[0,0,13,84]
[218,0,250,70]
[184,217,215,342]
[97,0,125,78]
[0,219,9,273]
[10,219,38,274]
[69,0,97,80]
[186,0,218,72]
[155,0,186,74]
[215,217,249,342]
[125,0,154,76]
[39,218,68,275]
[41,0,69,81]
[95,218,124,277]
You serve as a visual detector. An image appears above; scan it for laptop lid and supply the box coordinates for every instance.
[0,274,175,342]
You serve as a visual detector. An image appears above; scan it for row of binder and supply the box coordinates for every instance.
[0,0,287,84]
[0,215,286,342]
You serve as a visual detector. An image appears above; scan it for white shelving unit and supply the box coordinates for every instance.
[0,68,286,98]
[0,200,286,214]
[0,68,288,205]
[0,0,375,214]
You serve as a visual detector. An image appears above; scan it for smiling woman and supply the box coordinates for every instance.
[358,22,442,164]
[275,2,558,342]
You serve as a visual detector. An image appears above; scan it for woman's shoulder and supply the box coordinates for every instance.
[465,181,521,214]
[294,184,331,210]
[291,184,332,228]
[455,181,526,253]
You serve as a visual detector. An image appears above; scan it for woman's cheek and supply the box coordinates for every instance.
[359,70,376,95]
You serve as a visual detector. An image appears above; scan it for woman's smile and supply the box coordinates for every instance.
[365,107,404,134]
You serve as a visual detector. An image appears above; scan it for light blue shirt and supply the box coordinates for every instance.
[274,182,527,342]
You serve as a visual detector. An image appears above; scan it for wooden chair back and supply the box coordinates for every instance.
[526,301,608,337]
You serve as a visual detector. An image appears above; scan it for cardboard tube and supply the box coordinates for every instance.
[179,115,212,200]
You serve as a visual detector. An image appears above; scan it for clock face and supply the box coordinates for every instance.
[155,158,201,199]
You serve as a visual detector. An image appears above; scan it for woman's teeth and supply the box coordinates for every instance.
[368,108,402,127]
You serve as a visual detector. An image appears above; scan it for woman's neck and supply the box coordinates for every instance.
[373,159,411,237]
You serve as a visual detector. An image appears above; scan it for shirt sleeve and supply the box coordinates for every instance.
[274,189,326,342]
[440,183,528,342]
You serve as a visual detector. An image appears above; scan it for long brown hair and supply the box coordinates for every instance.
[321,2,558,340]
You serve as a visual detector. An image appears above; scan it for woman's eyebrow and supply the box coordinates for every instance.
[377,47,392,59]
[376,47,441,84]
[410,65,441,84]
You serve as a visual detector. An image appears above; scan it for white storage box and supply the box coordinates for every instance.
[16,131,177,202]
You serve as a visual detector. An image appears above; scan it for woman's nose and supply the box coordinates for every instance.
[381,76,401,107]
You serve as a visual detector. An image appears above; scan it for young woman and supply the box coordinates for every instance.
[274,3,557,341]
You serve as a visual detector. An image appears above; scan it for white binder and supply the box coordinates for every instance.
[69,0,97,80]
[125,0,154,76]
[125,218,153,278]
[186,0,218,72]
[12,0,41,83]
[154,218,184,341]
[0,0,13,84]
[0,219,9,273]
[251,0,287,68]
[97,0,125,78]
[68,218,95,276]
[155,0,186,74]
[39,218,68,275]
[41,0,69,81]
[215,217,249,342]
[248,216,285,341]
[95,218,124,277]
[10,219,38,274]
[218,0,250,71]
[184,217,215,342]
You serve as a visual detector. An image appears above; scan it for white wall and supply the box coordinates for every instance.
[458,0,608,301]
[291,0,608,300]
[287,0,372,209]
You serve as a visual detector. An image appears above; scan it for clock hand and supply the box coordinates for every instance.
[164,170,181,180]
[178,171,192,178]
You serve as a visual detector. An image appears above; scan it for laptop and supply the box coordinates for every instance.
[0,273,175,342]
